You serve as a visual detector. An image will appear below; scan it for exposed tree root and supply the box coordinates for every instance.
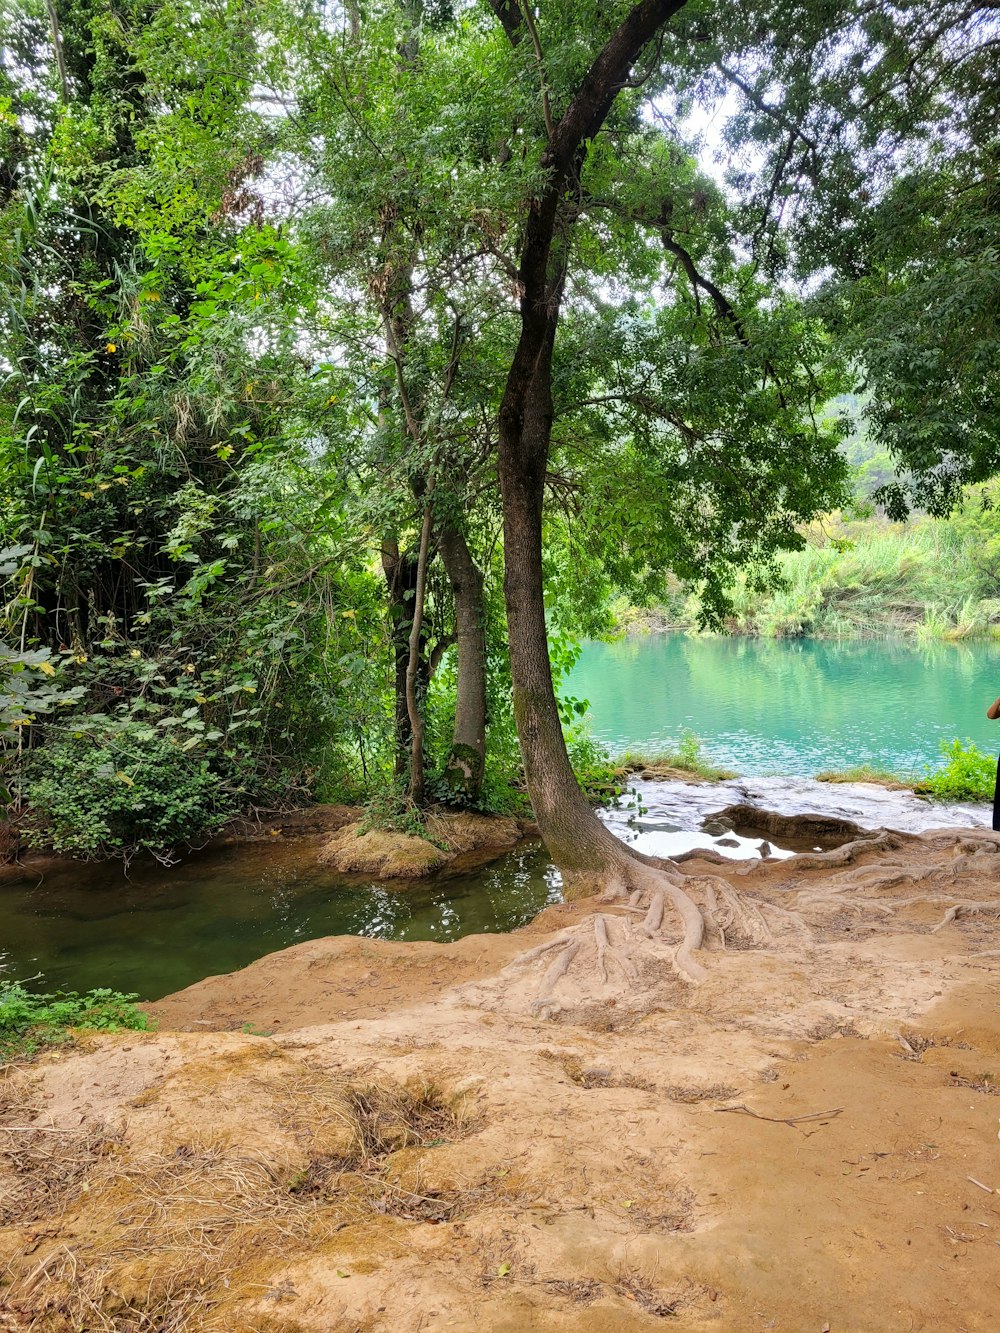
[594,914,637,985]
[491,822,1000,1020]
[529,939,582,1018]
[930,901,1000,933]
[786,831,902,872]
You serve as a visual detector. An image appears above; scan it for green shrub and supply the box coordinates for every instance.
[566,728,622,805]
[923,738,997,801]
[0,981,151,1063]
[20,721,247,859]
[358,778,428,837]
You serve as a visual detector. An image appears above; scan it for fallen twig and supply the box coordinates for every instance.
[714,1103,844,1127]
[967,1176,994,1193]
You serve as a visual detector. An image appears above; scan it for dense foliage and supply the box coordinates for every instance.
[1,0,996,857]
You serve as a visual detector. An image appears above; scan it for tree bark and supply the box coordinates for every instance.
[382,540,430,782]
[438,521,487,801]
[405,501,434,805]
[492,0,691,893]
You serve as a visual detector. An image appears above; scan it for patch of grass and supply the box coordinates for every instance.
[0,980,151,1064]
[815,764,912,788]
[618,732,737,782]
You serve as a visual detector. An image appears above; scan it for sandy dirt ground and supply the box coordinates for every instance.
[2,823,1000,1332]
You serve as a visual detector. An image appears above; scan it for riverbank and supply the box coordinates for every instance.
[618,508,1000,641]
[3,819,1000,1330]
[3,769,992,1001]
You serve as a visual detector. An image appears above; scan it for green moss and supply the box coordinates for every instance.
[815,764,912,788]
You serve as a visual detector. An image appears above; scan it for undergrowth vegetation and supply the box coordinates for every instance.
[0,981,151,1063]
[922,740,997,802]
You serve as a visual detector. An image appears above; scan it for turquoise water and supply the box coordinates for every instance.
[568,634,1000,776]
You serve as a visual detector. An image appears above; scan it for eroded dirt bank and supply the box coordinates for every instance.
[3,823,1000,1331]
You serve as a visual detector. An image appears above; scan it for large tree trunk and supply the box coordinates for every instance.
[438,521,487,801]
[490,0,708,980]
[497,328,634,890]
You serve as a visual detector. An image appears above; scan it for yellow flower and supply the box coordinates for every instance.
[80,491,94,500]
[105,342,117,354]
[129,650,141,659]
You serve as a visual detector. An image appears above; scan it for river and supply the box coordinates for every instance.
[567,633,1000,775]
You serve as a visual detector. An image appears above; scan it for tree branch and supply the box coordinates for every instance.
[518,0,555,140]
[658,228,748,344]
[45,0,70,104]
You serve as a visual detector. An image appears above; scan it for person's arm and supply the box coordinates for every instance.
[988,696,1000,720]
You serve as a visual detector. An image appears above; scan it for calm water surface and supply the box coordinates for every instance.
[568,634,1000,775]
[0,840,561,1000]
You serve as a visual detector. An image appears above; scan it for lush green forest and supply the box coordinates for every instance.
[638,491,1000,640]
[1,0,997,865]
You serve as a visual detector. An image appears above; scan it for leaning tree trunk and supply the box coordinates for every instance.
[438,522,487,801]
[490,0,707,980]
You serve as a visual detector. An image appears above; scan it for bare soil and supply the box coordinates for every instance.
[2,825,1000,1331]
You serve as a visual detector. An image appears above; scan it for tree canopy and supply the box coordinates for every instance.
[1,0,996,863]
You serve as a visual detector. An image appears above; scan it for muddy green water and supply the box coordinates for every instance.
[0,840,560,1001]
[568,633,1000,775]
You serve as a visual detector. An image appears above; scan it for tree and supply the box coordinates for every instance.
[0,0,386,856]
[478,0,999,984]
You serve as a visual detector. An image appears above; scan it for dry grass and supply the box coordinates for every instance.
[0,1072,483,1331]
[896,1030,970,1061]
[948,1071,998,1095]
[541,1277,603,1304]
[614,1270,714,1319]
[806,1017,862,1041]
[539,1049,656,1091]
[662,1082,740,1103]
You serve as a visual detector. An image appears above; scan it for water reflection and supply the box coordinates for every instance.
[0,838,562,1000]
[569,633,1000,775]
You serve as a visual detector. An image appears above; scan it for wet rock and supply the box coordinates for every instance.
[707,804,868,845]
[702,818,734,836]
